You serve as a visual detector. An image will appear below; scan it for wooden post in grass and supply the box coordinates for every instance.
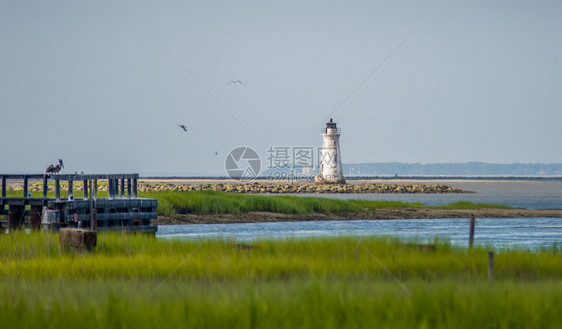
[488,251,494,282]
[30,205,42,230]
[8,205,24,230]
[59,228,97,251]
[89,179,97,231]
[469,215,476,249]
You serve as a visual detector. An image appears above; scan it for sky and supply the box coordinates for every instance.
[1,0,561,176]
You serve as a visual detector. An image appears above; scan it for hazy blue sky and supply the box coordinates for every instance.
[1,1,561,175]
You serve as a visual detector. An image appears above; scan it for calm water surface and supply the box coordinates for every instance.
[296,180,562,209]
[158,217,562,250]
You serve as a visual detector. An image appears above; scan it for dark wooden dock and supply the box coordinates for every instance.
[0,174,157,234]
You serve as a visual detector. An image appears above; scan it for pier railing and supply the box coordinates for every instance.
[0,174,157,233]
[0,173,139,201]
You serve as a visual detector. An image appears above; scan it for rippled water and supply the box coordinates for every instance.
[158,217,562,250]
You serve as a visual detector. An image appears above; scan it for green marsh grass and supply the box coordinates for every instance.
[142,190,364,217]
[139,190,511,217]
[2,187,511,218]
[1,232,561,328]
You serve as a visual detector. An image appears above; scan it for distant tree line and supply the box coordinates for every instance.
[342,162,562,176]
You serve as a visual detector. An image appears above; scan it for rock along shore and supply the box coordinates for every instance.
[138,183,470,194]
[9,181,469,194]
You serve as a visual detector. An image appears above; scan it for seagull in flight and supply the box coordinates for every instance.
[178,124,188,132]
[228,80,242,85]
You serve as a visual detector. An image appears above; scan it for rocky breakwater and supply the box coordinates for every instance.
[138,183,470,194]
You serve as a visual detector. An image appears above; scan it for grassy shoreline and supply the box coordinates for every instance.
[140,190,511,217]
[2,232,562,328]
[139,190,562,224]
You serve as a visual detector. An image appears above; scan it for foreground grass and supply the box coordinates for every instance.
[3,279,562,329]
[1,232,561,328]
[139,190,511,217]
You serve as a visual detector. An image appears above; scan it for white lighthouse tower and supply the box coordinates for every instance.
[315,118,346,184]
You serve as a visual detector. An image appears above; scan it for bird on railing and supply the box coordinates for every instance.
[46,159,64,174]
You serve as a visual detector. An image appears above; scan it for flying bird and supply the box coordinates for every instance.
[179,124,188,132]
[227,80,242,85]
[46,159,64,174]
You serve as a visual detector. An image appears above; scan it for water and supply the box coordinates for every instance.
[297,180,562,209]
[157,180,562,249]
[158,217,562,250]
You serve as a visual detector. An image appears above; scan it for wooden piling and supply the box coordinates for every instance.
[469,214,476,249]
[68,177,73,197]
[89,179,97,231]
[23,175,29,198]
[1,175,6,198]
[59,228,97,251]
[488,251,494,282]
[30,205,42,230]
[93,179,97,199]
[8,205,25,230]
[55,177,60,201]
[42,175,48,198]
[108,178,113,199]
[127,178,132,198]
[132,178,137,198]
[82,179,88,200]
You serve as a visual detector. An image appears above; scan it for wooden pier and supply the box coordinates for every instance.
[0,174,157,234]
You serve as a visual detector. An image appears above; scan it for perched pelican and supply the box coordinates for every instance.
[46,159,64,174]
[227,80,242,85]
[179,124,188,132]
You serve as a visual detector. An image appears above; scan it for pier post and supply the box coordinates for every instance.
[120,178,125,199]
[8,205,25,230]
[488,251,494,282]
[114,178,118,198]
[30,205,42,230]
[93,179,97,200]
[113,179,118,199]
[111,178,115,199]
[127,178,132,199]
[23,175,29,198]
[89,179,97,231]
[107,178,113,199]
[132,178,137,198]
[43,175,48,199]
[1,176,6,198]
[68,177,73,198]
[83,179,88,200]
[55,177,60,201]
[109,178,115,199]
[469,215,476,250]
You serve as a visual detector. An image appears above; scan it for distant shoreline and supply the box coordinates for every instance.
[140,176,562,182]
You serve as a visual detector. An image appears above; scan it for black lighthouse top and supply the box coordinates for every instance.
[326,118,337,129]
[323,118,340,134]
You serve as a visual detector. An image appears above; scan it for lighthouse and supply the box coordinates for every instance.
[315,118,346,184]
